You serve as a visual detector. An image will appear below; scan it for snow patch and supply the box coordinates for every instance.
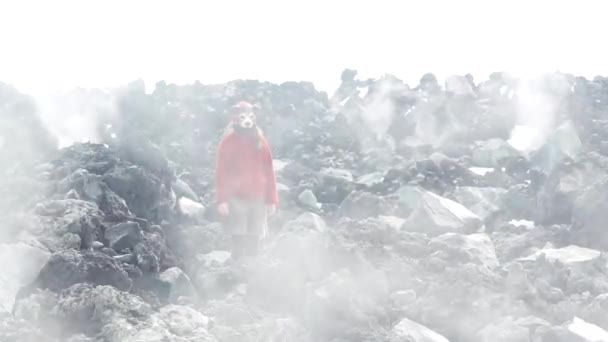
[509,219,535,229]
[0,135,4,149]
[358,86,369,98]
[520,245,601,264]
[273,159,289,172]
[508,125,540,152]
[568,317,608,342]
[469,167,494,176]
[339,96,351,106]
[500,85,508,96]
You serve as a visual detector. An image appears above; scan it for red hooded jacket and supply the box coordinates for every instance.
[214,131,279,206]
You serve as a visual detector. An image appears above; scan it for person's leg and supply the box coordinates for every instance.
[222,198,248,260]
[245,198,268,257]
[231,235,245,260]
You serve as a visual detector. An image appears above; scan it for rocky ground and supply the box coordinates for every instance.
[1,70,608,341]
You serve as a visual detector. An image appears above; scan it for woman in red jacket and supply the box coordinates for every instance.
[214,101,279,259]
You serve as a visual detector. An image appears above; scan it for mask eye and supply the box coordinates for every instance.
[240,114,246,120]
[249,113,256,120]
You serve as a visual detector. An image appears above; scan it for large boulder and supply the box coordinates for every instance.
[158,267,196,304]
[399,187,483,236]
[103,164,164,222]
[452,186,506,221]
[429,233,500,270]
[337,191,398,220]
[30,199,104,251]
[32,249,132,292]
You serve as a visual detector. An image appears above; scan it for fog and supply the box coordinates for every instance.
[1,1,608,341]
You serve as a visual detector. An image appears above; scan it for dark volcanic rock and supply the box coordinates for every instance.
[33,249,132,292]
[104,221,143,252]
[103,164,164,222]
[31,199,104,251]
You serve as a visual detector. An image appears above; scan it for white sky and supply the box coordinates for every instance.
[0,0,607,95]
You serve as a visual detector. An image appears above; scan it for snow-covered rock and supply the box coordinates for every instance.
[429,233,500,269]
[472,139,522,168]
[452,186,506,220]
[401,187,483,236]
[519,245,601,265]
[392,317,449,342]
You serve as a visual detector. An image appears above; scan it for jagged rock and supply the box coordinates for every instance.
[174,179,199,201]
[178,197,206,224]
[391,317,449,342]
[572,177,608,248]
[337,191,397,220]
[54,283,152,336]
[103,164,163,221]
[532,120,583,173]
[445,75,476,98]
[284,212,326,233]
[141,226,178,271]
[121,304,215,342]
[165,223,225,267]
[400,187,482,236]
[429,233,500,270]
[298,189,319,209]
[134,242,160,273]
[159,267,196,303]
[30,199,104,251]
[33,249,132,292]
[472,139,522,167]
[104,221,143,252]
[477,316,536,342]
[536,162,597,224]
[452,186,506,221]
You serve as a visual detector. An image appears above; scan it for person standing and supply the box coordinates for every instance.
[214,101,278,259]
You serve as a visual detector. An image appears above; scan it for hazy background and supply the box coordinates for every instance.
[1,0,607,97]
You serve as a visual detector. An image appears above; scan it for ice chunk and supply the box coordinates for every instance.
[567,317,608,342]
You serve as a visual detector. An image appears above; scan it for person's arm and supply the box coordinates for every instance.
[215,137,230,206]
[262,138,279,206]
